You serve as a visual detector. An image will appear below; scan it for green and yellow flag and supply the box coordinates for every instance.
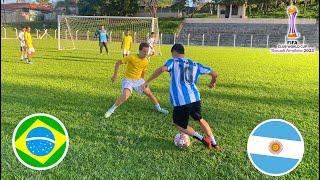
[12,113,69,170]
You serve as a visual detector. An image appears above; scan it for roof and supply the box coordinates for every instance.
[1,3,53,12]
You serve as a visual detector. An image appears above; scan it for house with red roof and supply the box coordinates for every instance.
[1,3,54,23]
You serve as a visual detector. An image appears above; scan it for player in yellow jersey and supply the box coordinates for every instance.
[104,42,168,118]
[24,26,35,64]
[121,30,133,57]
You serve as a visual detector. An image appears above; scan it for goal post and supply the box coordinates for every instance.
[57,15,161,55]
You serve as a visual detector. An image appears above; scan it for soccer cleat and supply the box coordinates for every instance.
[212,144,222,151]
[104,110,113,118]
[27,61,33,64]
[201,137,212,149]
[156,107,169,115]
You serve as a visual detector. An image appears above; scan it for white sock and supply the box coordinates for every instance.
[108,104,118,113]
[210,135,217,145]
[192,132,203,141]
[155,104,161,110]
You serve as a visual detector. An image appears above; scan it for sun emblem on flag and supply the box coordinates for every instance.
[269,140,283,154]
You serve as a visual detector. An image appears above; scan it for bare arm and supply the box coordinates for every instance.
[111,60,124,83]
[208,71,218,88]
[144,65,168,86]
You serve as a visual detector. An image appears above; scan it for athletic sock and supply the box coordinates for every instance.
[210,135,217,145]
[192,132,204,141]
[108,104,118,113]
[155,104,161,111]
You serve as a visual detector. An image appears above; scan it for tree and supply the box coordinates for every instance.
[55,0,75,15]
[171,0,186,12]
[141,0,172,18]
[78,0,139,16]
[36,0,50,4]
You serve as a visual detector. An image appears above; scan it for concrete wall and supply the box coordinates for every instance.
[161,18,319,49]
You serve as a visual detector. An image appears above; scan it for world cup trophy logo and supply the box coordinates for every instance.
[287,5,299,39]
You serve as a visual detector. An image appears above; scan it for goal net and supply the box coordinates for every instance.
[58,15,161,55]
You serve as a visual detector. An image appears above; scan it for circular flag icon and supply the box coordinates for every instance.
[12,113,69,170]
[247,119,304,176]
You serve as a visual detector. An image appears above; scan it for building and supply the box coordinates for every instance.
[217,3,247,18]
[1,3,54,23]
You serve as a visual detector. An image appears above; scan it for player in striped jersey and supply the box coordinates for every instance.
[142,44,221,150]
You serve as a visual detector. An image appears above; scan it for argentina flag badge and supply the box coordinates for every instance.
[247,119,304,176]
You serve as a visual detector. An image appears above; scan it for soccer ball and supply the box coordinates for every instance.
[174,133,191,149]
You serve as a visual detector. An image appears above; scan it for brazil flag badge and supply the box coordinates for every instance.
[12,113,69,170]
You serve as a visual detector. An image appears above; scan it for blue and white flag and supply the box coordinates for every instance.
[247,119,304,176]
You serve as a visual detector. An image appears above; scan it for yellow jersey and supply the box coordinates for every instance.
[24,32,33,48]
[121,54,148,80]
[122,35,133,50]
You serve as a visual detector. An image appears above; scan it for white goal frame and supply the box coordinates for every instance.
[57,15,161,55]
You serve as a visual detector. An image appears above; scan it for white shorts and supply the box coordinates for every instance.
[123,50,130,55]
[19,42,25,47]
[121,78,145,95]
[26,48,35,54]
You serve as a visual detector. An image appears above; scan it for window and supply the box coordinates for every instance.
[232,5,238,15]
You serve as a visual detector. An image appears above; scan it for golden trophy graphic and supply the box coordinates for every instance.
[287,5,299,39]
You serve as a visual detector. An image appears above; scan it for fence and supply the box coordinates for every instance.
[1,27,57,39]
[159,33,317,49]
[1,28,317,49]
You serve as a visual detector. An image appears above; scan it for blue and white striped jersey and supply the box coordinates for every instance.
[164,57,213,107]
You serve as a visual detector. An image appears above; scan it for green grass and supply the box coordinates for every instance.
[158,18,184,34]
[1,39,319,179]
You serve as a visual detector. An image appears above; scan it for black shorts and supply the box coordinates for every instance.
[20,46,25,52]
[173,101,202,129]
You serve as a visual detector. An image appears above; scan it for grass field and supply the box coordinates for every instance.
[1,38,319,179]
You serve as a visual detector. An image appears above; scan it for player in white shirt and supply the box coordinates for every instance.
[147,32,156,59]
[18,27,26,61]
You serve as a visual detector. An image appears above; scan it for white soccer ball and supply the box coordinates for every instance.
[174,133,191,149]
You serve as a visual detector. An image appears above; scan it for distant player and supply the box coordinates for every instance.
[147,32,156,59]
[18,27,26,61]
[142,44,221,150]
[95,25,109,54]
[121,30,133,57]
[104,42,168,118]
[24,26,34,64]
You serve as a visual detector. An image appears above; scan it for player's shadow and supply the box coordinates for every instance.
[1,82,177,151]
[1,81,114,117]
[1,60,25,64]
[67,121,177,152]
[37,56,115,63]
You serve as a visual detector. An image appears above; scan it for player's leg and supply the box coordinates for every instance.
[142,86,168,114]
[190,101,221,150]
[25,48,34,64]
[20,46,24,60]
[99,42,103,54]
[173,105,211,149]
[103,42,108,54]
[105,88,132,118]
